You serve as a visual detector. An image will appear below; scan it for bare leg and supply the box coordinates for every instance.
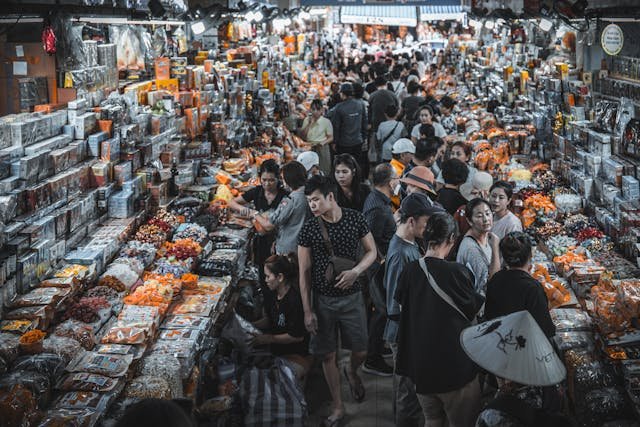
[349,350,367,378]
[322,352,345,419]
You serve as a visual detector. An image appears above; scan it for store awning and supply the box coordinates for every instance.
[420,5,465,21]
[340,6,418,27]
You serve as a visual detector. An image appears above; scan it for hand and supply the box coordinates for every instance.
[249,332,271,346]
[488,232,500,248]
[335,269,359,290]
[304,311,318,335]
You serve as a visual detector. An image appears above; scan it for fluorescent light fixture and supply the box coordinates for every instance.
[484,20,494,29]
[191,21,206,35]
[310,8,326,16]
[246,11,255,21]
[299,11,310,20]
[539,18,553,32]
[254,11,264,22]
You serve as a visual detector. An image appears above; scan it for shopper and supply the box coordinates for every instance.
[385,194,442,427]
[228,159,288,279]
[436,141,476,186]
[377,104,408,162]
[484,232,555,338]
[331,83,367,160]
[436,158,469,215]
[328,82,342,109]
[490,181,523,239]
[298,175,377,425]
[400,80,425,131]
[456,171,494,237]
[299,99,333,175]
[390,138,415,177]
[362,164,399,377]
[439,95,458,135]
[456,198,501,295]
[400,165,438,199]
[252,254,311,381]
[255,161,310,256]
[369,76,399,136]
[395,213,484,427]
[388,68,406,99]
[297,151,323,178]
[410,105,445,143]
[333,154,370,212]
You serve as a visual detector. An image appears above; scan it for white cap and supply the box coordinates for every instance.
[460,311,566,387]
[297,151,319,172]
[392,138,416,155]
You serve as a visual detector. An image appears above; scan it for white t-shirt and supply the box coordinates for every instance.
[411,122,446,139]
[492,211,523,239]
[377,120,407,161]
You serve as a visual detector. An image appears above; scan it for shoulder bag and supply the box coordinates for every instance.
[376,121,400,154]
[318,218,364,287]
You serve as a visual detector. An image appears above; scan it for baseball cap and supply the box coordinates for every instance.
[296,151,320,172]
[472,171,493,192]
[392,138,416,155]
[400,166,437,196]
[400,193,445,218]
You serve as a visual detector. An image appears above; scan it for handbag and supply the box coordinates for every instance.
[318,218,363,287]
[418,258,480,324]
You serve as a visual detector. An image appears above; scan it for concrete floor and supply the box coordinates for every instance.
[305,351,395,427]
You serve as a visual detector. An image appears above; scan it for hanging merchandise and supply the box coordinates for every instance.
[42,22,57,55]
[152,27,169,58]
[110,26,146,71]
[174,27,188,55]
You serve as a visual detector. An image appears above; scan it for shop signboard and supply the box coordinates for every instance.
[601,23,624,56]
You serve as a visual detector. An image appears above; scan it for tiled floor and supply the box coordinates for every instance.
[305,352,395,427]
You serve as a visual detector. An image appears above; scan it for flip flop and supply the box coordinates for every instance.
[320,414,344,427]
[343,366,365,403]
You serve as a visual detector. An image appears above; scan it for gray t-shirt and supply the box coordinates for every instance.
[456,235,492,295]
[492,211,523,239]
[377,120,407,161]
[269,188,310,255]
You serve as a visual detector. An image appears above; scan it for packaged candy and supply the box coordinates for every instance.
[39,276,80,289]
[0,384,40,427]
[138,354,183,398]
[100,263,140,292]
[66,352,132,378]
[162,315,211,331]
[123,375,171,399]
[10,287,71,308]
[0,333,20,362]
[54,320,96,350]
[158,328,202,342]
[95,344,146,360]
[12,353,66,382]
[58,373,122,393]
[0,319,37,335]
[43,335,84,364]
[100,325,149,345]
[38,408,99,427]
[54,390,114,411]
[54,264,89,279]
[0,370,51,408]
[120,241,157,267]
[550,308,593,332]
[63,297,111,324]
[3,305,53,330]
[110,257,145,276]
[554,331,595,352]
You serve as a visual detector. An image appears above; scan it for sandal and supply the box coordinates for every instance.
[343,366,365,403]
[320,414,344,427]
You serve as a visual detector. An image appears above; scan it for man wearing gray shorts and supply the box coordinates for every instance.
[298,175,377,426]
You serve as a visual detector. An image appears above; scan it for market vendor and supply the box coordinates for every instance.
[489,181,523,239]
[299,99,333,175]
[252,254,311,381]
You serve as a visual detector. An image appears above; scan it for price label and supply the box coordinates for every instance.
[601,24,624,56]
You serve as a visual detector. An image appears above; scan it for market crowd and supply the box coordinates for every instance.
[230,44,569,427]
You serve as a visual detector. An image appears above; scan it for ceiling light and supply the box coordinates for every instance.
[484,20,494,29]
[283,17,291,26]
[299,11,310,20]
[254,11,264,22]
[538,18,553,32]
[246,11,254,21]
[191,21,206,35]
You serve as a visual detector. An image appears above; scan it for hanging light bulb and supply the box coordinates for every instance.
[254,11,264,22]
[191,21,206,35]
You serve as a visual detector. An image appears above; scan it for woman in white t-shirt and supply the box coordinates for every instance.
[489,181,523,239]
[411,105,446,142]
[300,99,333,175]
[436,141,477,186]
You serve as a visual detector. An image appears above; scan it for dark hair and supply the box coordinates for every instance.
[490,180,514,200]
[466,198,492,223]
[259,159,280,177]
[418,104,434,117]
[442,158,469,186]
[310,99,323,110]
[385,104,399,118]
[372,163,394,187]
[414,51,424,62]
[115,398,195,427]
[353,82,364,99]
[374,76,387,87]
[281,161,307,190]
[419,124,436,139]
[500,232,532,268]
[451,141,472,159]
[333,153,363,192]
[407,80,421,95]
[264,254,298,284]
[423,212,458,247]
[391,69,401,80]
[304,174,338,198]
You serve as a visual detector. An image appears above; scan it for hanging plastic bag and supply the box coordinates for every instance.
[42,23,57,55]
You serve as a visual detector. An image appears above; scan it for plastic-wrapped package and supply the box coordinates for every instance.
[38,407,99,427]
[158,328,202,343]
[58,372,122,393]
[4,305,53,330]
[138,354,183,398]
[43,335,85,364]
[117,305,161,329]
[123,375,171,399]
[12,353,66,382]
[119,241,157,267]
[0,319,37,334]
[174,223,208,243]
[66,352,132,378]
[169,294,215,316]
[0,333,20,363]
[54,320,96,350]
[550,308,592,332]
[100,324,149,345]
[95,344,146,360]
[581,387,632,426]
[554,331,595,352]
[10,286,71,308]
[162,315,212,331]
[150,339,198,380]
[63,297,111,324]
[110,25,146,71]
[110,257,145,276]
[100,263,140,292]
[54,390,115,411]
[85,286,122,305]
[198,249,241,277]
[0,370,51,408]
[151,27,168,58]
[39,276,80,289]
[0,384,40,427]
[153,257,191,277]
[565,350,616,399]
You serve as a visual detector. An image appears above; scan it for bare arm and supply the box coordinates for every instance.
[488,232,501,280]
[298,244,317,334]
[228,195,249,214]
[334,232,377,289]
[253,333,304,346]
[254,213,275,232]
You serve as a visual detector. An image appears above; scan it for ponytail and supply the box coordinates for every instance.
[264,254,299,286]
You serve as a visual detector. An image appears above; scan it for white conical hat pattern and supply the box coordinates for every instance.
[460,311,566,386]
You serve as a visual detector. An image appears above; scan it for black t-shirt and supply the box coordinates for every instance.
[298,208,370,297]
[336,183,371,212]
[267,286,309,356]
[401,95,424,126]
[437,187,467,215]
[242,186,288,212]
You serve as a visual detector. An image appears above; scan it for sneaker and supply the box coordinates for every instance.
[362,357,393,377]
[381,347,393,359]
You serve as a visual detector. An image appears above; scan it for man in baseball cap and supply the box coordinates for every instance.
[390,138,416,177]
[297,151,322,178]
[400,166,437,199]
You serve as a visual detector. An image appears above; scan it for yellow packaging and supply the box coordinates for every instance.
[156,79,180,93]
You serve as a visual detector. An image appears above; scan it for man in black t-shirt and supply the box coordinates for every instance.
[298,175,377,425]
